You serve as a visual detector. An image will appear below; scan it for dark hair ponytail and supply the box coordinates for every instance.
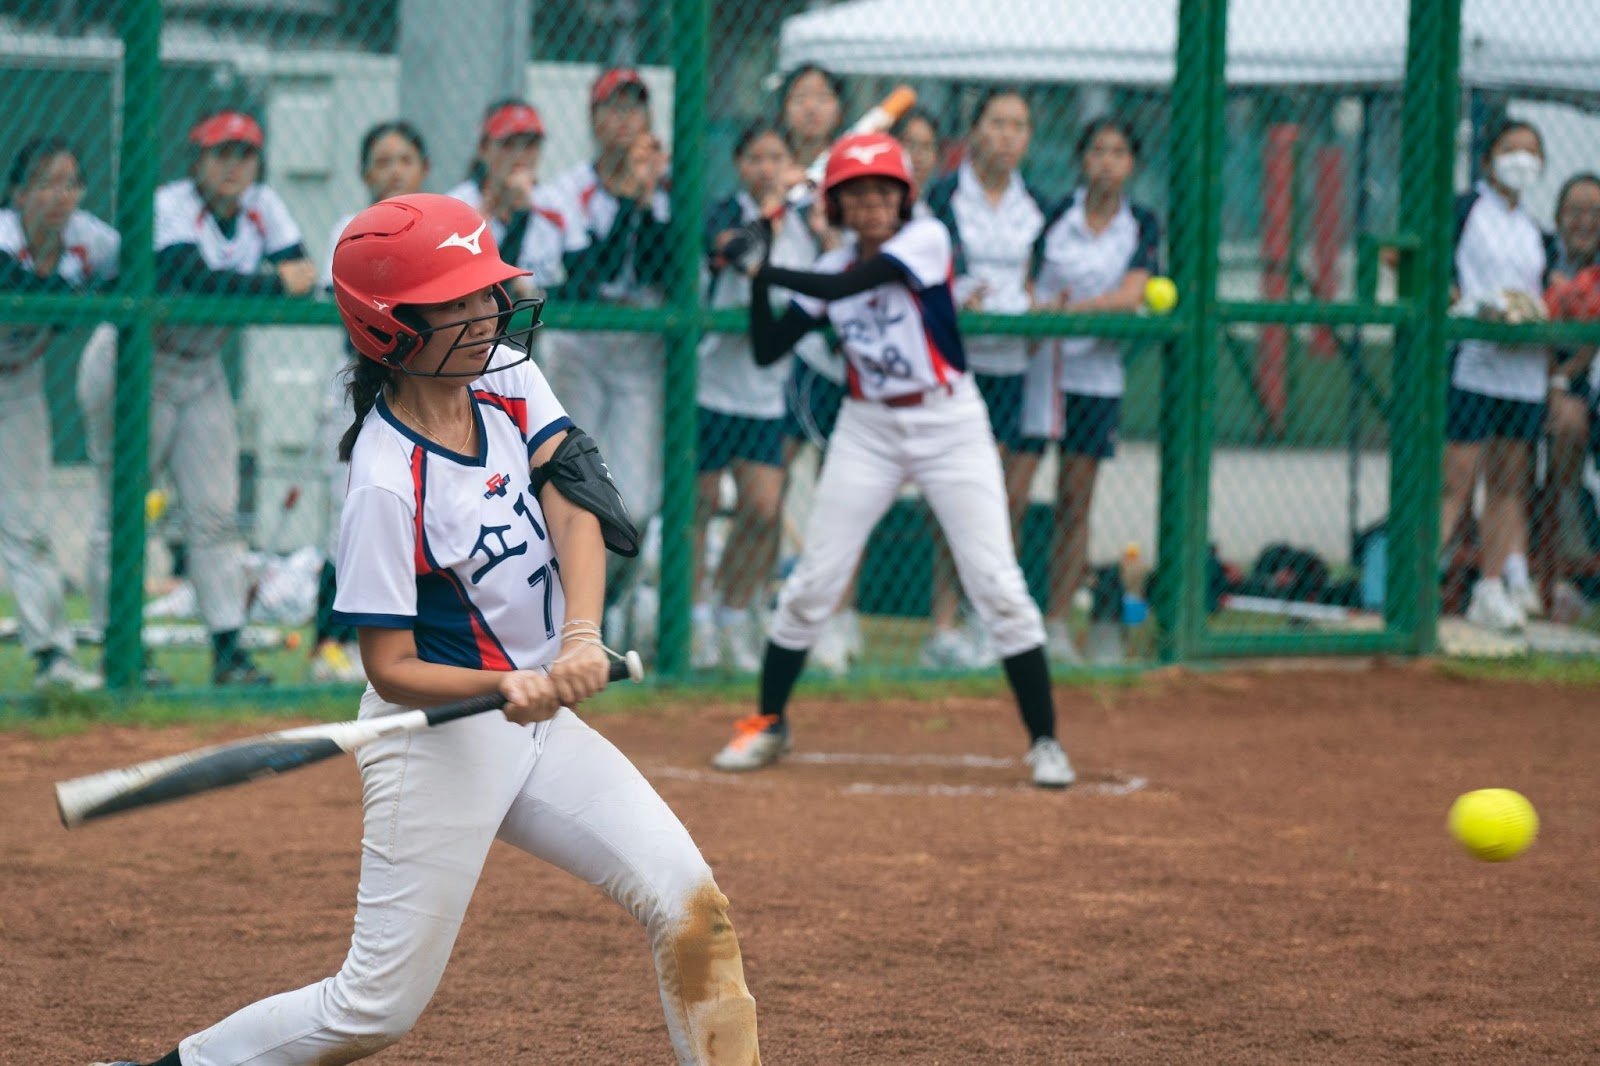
[339,357,394,461]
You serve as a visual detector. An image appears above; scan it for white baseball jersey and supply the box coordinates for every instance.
[790,217,966,403]
[928,162,1047,376]
[697,191,809,418]
[0,208,119,367]
[331,353,574,671]
[1452,181,1549,402]
[154,179,304,357]
[1030,190,1161,398]
[545,161,671,306]
[443,180,569,291]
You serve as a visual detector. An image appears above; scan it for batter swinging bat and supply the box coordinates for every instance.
[55,651,645,829]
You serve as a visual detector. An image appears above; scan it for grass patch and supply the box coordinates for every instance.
[1437,655,1600,686]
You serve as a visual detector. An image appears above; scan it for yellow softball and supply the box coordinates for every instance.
[145,488,169,524]
[1144,275,1178,314]
[1448,788,1538,862]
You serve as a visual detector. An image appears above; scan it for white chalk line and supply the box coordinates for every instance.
[645,759,1149,799]
[789,751,1018,768]
[842,775,1149,799]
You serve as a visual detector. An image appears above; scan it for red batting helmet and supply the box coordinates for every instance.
[332,193,534,369]
[821,132,915,226]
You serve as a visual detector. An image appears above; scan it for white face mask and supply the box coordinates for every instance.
[1492,150,1543,193]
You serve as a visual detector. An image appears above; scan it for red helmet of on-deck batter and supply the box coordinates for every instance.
[332,192,535,370]
[821,132,915,226]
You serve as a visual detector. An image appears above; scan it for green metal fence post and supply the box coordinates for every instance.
[1155,0,1228,662]
[105,0,162,690]
[658,0,709,679]
[1388,0,1461,652]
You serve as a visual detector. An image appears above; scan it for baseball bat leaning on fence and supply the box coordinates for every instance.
[55,650,645,828]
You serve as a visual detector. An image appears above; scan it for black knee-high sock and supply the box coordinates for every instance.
[1002,645,1056,743]
[759,642,808,724]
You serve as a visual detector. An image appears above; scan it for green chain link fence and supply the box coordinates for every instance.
[1,0,1598,708]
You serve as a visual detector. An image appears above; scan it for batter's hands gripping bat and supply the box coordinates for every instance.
[55,651,645,829]
[771,85,918,218]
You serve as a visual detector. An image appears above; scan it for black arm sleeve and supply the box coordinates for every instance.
[264,241,309,265]
[156,244,284,296]
[755,255,904,302]
[749,276,822,367]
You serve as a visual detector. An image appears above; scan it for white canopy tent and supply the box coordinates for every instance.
[778,0,1600,97]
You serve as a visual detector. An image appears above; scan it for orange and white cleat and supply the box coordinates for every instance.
[710,713,791,772]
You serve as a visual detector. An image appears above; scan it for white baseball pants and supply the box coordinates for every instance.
[179,699,759,1066]
[0,359,75,657]
[78,325,249,633]
[768,376,1046,658]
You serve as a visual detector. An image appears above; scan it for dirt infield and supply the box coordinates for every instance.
[5,664,1598,1064]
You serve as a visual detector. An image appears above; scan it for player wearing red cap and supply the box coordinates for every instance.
[541,69,672,648]
[706,133,1075,789]
[78,108,316,686]
[88,192,760,1066]
[446,97,568,295]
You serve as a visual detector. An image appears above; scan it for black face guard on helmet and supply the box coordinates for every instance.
[385,290,545,378]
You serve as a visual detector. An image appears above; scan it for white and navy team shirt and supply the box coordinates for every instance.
[545,160,671,306]
[0,207,119,367]
[154,179,304,358]
[697,191,827,418]
[443,180,569,292]
[927,162,1048,376]
[791,216,966,403]
[1452,180,1549,402]
[1030,190,1161,398]
[331,353,574,671]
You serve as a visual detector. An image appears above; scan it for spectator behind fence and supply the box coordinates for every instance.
[0,137,117,692]
[1443,120,1550,632]
[1022,118,1160,663]
[307,120,432,685]
[921,88,1050,670]
[692,123,798,673]
[78,108,317,687]
[773,64,859,675]
[445,99,567,296]
[543,68,670,646]
[892,107,943,210]
[1543,171,1600,594]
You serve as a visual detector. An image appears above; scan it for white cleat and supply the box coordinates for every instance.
[810,615,852,676]
[691,611,722,669]
[721,609,765,674]
[711,714,791,772]
[1045,618,1082,666]
[1025,737,1076,789]
[35,655,104,693]
[921,629,978,670]
[1466,577,1526,632]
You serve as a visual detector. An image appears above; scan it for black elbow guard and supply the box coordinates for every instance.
[529,428,641,557]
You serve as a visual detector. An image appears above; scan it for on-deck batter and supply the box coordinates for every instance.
[90,193,760,1066]
[706,132,1076,790]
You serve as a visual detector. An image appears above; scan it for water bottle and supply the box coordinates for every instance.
[1119,543,1151,660]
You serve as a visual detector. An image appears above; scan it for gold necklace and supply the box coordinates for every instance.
[391,391,474,453]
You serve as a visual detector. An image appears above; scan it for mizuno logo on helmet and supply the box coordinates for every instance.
[373,299,390,311]
[436,220,488,256]
[842,143,894,165]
